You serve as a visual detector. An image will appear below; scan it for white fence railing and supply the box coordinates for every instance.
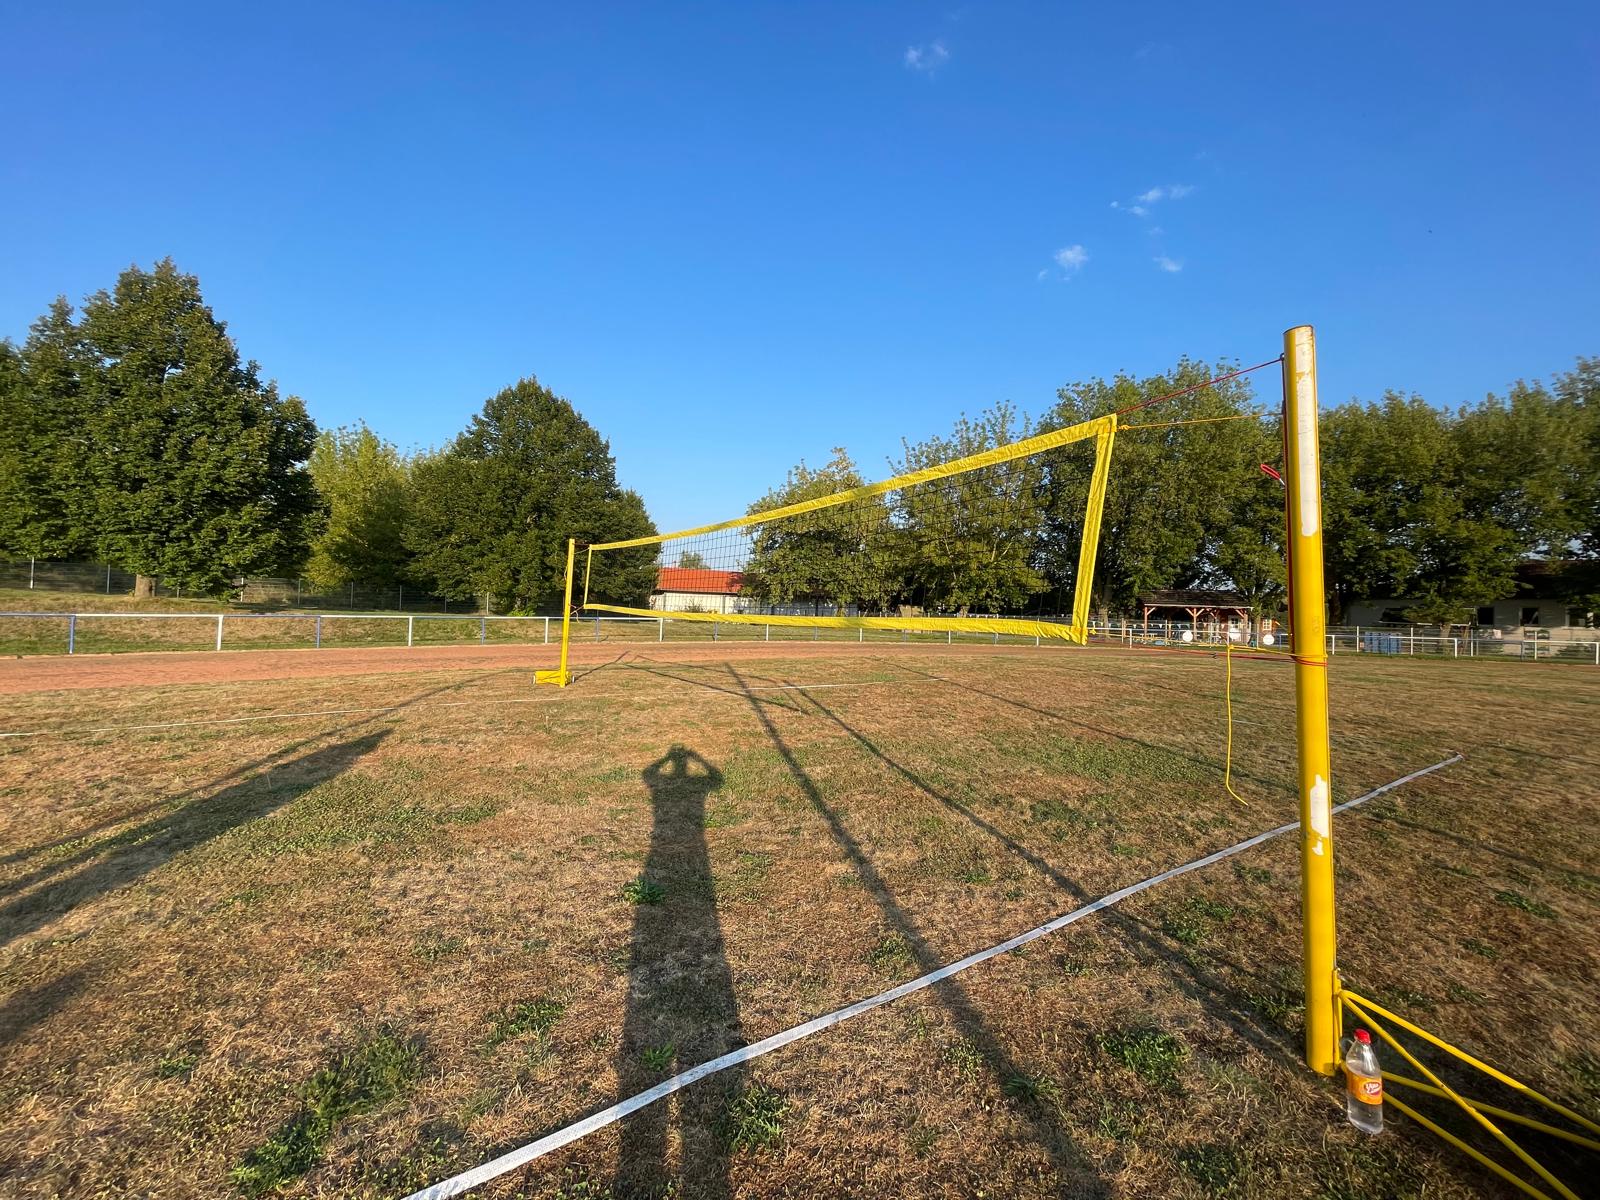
[0,610,1594,664]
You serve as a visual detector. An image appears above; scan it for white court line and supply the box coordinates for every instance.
[0,680,914,740]
[402,753,1465,1200]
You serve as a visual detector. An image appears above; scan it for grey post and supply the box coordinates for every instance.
[407,615,414,647]
[215,614,224,651]
[315,615,322,648]
[68,613,76,654]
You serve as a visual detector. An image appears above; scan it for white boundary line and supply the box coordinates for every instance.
[401,753,1465,1200]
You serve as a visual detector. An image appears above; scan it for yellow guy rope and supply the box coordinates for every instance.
[1223,643,1248,806]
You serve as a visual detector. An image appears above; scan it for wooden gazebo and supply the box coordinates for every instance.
[1140,589,1252,638]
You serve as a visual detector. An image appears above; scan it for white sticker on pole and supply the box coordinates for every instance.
[1308,773,1330,853]
[1294,329,1320,537]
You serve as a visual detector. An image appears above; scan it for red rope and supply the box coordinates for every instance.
[1110,356,1284,418]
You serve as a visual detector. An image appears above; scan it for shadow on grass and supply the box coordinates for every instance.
[0,673,499,895]
[724,665,1111,1197]
[614,746,745,1198]
[0,966,91,1057]
[878,656,1290,796]
[0,730,391,950]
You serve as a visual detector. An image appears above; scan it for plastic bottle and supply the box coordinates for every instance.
[1344,1028,1384,1133]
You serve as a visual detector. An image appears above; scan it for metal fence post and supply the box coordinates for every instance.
[479,616,486,643]
[713,622,718,642]
[407,615,414,647]
[765,624,770,641]
[1452,637,1458,658]
[594,615,600,641]
[658,617,664,642]
[215,614,224,651]
[858,627,863,643]
[544,616,550,644]
[106,563,111,594]
[68,613,76,654]
[315,615,322,648]
[28,559,34,589]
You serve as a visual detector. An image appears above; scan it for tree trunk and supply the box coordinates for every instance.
[134,574,157,599]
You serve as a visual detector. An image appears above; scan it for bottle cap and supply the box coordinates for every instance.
[1354,1029,1372,1045]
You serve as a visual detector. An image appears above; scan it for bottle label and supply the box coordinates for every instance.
[1346,1068,1383,1105]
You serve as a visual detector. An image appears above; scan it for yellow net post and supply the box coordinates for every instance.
[1283,324,1339,1075]
[535,537,576,688]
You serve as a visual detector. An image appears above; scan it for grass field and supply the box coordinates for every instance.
[0,643,1596,1199]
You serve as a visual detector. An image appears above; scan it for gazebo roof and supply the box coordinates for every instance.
[1140,589,1250,610]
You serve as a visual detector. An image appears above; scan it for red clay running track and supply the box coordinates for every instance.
[0,640,1093,696]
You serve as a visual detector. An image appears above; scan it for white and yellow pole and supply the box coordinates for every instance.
[1283,325,1339,1075]
[536,538,577,688]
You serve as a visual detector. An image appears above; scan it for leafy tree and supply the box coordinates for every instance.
[1041,360,1272,618]
[676,551,708,570]
[1454,378,1589,559]
[304,424,413,590]
[71,262,316,595]
[892,404,1052,614]
[406,378,656,611]
[741,448,898,613]
[1321,393,1518,628]
[0,302,101,560]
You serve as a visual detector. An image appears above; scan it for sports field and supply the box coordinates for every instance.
[0,643,1595,1199]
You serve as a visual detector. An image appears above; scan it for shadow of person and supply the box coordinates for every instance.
[0,730,390,951]
[615,746,744,1199]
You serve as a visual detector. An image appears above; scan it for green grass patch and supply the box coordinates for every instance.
[868,932,917,976]
[1494,889,1557,919]
[485,998,564,1051]
[718,1082,787,1152]
[1096,1026,1186,1088]
[229,1029,422,1196]
[621,878,665,905]
[1177,1143,1247,1195]
[640,1043,674,1071]
[1162,897,1235,946]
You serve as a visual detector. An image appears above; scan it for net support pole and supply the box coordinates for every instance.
[1284,324,1338,1076]
[536,538,577,688]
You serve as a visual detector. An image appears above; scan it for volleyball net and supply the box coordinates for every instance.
[569,411,1117,652]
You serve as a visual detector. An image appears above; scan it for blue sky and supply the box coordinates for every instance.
[4,2,1597,535]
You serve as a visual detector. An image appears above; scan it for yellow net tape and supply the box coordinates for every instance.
[583,414,1118,646]
[587,413,1116,552]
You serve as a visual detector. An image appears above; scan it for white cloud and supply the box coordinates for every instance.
[904,40,950,71]
[1154,255,1183,273]
[1118,184,1196,214]
[1053,244,1089,275]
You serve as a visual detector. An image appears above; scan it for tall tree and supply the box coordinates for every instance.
[891,404,1050,615]
[741,448,899,613]
[0,302,100,560]
[1041,360,1272,617]
[77,261,317,596]
[304,424,413,590]
[406,378,656,611]
[1321,393,1518,627]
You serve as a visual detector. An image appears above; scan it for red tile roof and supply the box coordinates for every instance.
[655,567,744,596]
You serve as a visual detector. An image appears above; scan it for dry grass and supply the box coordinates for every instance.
[0,645,1595,1199]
